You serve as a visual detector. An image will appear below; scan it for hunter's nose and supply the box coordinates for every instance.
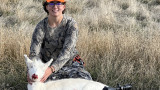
[32,74,38,79]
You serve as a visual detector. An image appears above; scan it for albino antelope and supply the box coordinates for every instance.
[24,54,131,90]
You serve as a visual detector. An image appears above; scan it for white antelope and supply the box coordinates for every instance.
[24,54,131,90]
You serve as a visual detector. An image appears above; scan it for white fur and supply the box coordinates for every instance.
[24,54,108,90]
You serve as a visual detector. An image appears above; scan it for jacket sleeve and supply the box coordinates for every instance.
[51,21,78,72]
[29,24,45,59]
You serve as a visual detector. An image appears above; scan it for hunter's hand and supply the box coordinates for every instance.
[40,66,55,82]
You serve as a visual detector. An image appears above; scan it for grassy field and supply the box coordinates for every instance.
[0,0,160,89]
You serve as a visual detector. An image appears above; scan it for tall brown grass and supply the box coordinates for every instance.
[0,0,160,90]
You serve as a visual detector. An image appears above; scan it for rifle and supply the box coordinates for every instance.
[104,84,132,90]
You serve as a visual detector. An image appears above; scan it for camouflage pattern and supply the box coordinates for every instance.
[46,59,92,81]
[29,14,92,80]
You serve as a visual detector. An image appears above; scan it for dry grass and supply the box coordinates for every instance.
[0,0,160,90]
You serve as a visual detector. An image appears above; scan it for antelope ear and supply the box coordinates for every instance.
[24,54,33,65]
[45,59,53,67]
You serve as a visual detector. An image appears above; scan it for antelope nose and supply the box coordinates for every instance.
[32,74,38,79]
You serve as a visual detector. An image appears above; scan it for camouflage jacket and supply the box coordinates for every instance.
[29,14,79,72]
